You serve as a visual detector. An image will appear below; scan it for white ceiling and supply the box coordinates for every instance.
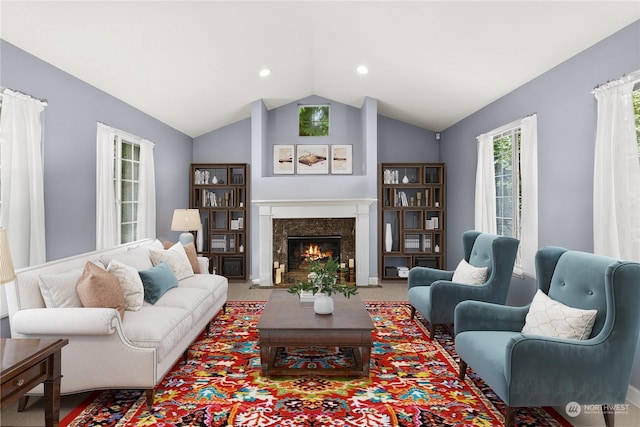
[1,1,639,138]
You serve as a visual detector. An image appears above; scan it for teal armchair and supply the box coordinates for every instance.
[407,230,519,339]
[455,247,640,426]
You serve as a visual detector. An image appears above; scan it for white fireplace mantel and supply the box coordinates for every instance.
[254,198,376,287]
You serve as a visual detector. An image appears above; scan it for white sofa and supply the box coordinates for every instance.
[5,238,228,408]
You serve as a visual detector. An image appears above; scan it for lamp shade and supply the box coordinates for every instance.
[0,227,16,285]
[170,209,202,232]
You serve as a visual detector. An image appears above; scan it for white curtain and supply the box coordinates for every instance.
[137,139,156,240]
[593,74,640,262]
[519,114,539,275]
[474,132,497,234]
[95,123,117,250]
[0,89,47,268]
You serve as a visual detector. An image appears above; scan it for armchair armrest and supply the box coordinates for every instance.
[408,267,454,289]
[197,256,210,274]
[11,308,120,336]
[455,300,528,335]
[504,335,624,403]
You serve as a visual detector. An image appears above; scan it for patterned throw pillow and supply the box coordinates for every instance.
[163,241,201,274]
[522,290,598,340]
[76,261,126,319]
[451,259,488,285]
[106,259,145,311]
[149,242,194,280]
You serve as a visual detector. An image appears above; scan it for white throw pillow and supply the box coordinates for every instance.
[522,290,598,340]
[101,246,153,271]
[107,259,145,311]
[451,259,488,285]
[38,268,84,308]
[149,242,194,280]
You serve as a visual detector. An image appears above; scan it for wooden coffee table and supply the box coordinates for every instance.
[257,290,374,377]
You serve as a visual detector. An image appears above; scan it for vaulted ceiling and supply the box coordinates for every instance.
[1,1,639,137]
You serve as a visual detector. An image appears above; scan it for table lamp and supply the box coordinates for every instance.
[170,209,202,245]
[0,226,16,285]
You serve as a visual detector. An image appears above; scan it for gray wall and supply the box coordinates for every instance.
[0,40,193,337]
[441,20,640,387]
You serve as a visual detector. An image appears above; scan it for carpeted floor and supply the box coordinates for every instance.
[59,301,568,427]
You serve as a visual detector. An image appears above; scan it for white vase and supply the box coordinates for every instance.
[385,223,393,252]
[314,294,334,315]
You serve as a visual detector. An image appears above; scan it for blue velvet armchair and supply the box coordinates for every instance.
[407,230,519,339]
[455,247,640,426]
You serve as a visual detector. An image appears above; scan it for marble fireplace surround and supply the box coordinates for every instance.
[254,199,375,287]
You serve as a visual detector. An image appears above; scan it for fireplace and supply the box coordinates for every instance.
[287,235,341,270]
[254,199,375,287]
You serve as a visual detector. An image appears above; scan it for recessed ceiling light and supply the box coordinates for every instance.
[259,68,271,77]
[356,65,368,75]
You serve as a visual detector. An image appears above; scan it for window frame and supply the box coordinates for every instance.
[113,134,141,244]
[492,127,523,270]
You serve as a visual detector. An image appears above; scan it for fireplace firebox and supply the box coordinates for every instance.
[287,236,341,271]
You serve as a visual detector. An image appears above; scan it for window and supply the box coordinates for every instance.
[96,123,155,250]
[493,128,522,242]
[476,115,537,276]
[115,136,141,244]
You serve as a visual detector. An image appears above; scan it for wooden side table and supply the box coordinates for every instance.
[1,338,69,427]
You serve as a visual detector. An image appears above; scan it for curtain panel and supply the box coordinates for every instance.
[593,74,640,262]
[0,89,47,268]
[95,123,117,250]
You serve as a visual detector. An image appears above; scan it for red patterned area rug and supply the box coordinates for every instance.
[62,301,570,427]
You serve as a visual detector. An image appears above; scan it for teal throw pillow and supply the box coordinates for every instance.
[138,262,178,304]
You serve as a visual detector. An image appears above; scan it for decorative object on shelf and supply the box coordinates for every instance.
[299,104,329,137]
[296,145,329,174]
[348,258,355,284]
[212,175,218,184]
[0,227,16,285]
[273,145,295,175]
[170,209,202,245]
[330,144,353,174]
[402,169,409,184]
[288,257,358,314]
[385,223,393,252]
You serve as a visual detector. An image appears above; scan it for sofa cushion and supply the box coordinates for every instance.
[452,259,488,285]
[138,262,179,304]
[38,268,84,308]
[121,306,193,362]
[106,259,145,311]
[522,290,597,340]
[149,242,194,280]
[163,241,201,274]
[153,286,214,322]
[76,261,126,318]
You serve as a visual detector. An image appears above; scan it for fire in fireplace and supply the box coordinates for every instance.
[287,236,341,271]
